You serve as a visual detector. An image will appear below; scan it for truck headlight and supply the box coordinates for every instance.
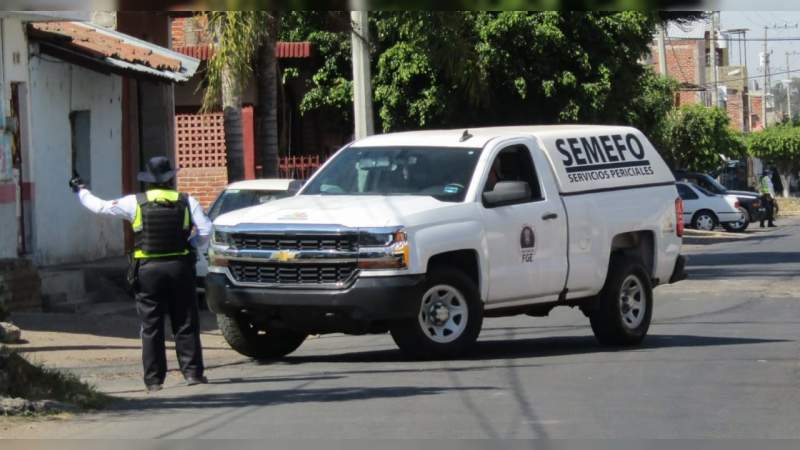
[212,229,231,246]
[358,229,409,270]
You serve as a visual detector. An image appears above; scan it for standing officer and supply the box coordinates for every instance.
[759,168,777,228]
[69,156,212,392]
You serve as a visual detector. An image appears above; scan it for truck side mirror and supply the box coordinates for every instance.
[482,181,531,208]
[287,180,305,195]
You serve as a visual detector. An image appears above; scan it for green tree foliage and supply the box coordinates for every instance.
[747,125,800,196]
[623,70,678,145]
[202,0,705,12]
[659,104,746,172]
[201,12,268,112]
[281,11,679,139]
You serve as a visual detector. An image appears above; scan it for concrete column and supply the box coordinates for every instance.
[350,7,374,140]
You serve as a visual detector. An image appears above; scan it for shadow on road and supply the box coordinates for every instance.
[280,333,786,365]
[687,251,800,267]
[107,384,499,415]
[688,268,799,280]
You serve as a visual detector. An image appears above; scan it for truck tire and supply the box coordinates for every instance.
[217,314,307,360]
[691,210,717,231]
[390,267,483,359]
[589,255,653,346]
[722,207,749,232]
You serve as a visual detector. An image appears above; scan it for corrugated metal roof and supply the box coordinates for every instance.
[28,21,199,83]
[174,41,312,61]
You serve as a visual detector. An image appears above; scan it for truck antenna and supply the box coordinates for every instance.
[460,129,473,142]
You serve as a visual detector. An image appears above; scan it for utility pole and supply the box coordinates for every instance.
[763,26,769,128]
[783,51,800,122]
[710,12,719,108]
[656,23,668,76]
[349,1,375,140]
[786,52,792,121]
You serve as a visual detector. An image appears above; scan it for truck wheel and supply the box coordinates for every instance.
[691,210,717,231]
[390,267,483,359]
[217,314,307,360]
[722,207,749,232]
[589,255,653,346]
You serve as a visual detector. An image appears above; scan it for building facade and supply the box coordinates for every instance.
[647,34,755,132]
[0,13,197,266]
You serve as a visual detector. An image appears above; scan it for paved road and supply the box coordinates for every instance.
[6,219,800,438]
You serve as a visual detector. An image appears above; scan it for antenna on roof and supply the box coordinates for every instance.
[460,129,473,143]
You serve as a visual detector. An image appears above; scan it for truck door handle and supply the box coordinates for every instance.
[542,212,558,221]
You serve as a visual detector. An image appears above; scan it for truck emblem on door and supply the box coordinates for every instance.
[520,225,536,263]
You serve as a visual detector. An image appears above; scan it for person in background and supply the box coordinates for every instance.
[771,166,784,197]
[760,169,777,228]
[70,156,212,393]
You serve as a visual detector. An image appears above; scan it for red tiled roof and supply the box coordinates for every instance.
[29,22,182,72]
[174,41,311,61]
[174,45,214,60]
[276,42,312,59]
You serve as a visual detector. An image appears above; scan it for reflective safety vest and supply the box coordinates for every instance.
[760,176,773,195]
[132,189,191,259]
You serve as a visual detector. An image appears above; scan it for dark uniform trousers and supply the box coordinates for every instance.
[134,256,204,386]
[760,194,775,226]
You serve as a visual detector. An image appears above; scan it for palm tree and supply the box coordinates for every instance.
[256,12,281,178]
[202,12,270,182]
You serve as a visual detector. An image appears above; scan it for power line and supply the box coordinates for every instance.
[695,67,800,89]
[667,36,800,42]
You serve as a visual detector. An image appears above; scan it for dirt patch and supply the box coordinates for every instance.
[6,310,243,390]
[1,347,110,415]
[777,197,800,216]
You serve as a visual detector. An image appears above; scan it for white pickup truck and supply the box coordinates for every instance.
[207,125,686,359]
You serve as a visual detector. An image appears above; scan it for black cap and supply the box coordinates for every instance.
[138,156,177,184]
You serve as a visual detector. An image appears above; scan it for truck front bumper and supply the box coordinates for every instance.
[205,273,426,332]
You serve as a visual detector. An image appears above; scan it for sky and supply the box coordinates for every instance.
[667,11,800,89]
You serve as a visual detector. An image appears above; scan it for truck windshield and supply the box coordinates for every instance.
[302,146,482,202]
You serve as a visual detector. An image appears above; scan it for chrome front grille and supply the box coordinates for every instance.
[231,234,358,252]
[229,261,357,286]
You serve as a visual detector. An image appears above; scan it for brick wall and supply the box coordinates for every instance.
[176,111,228,209]
[650,41,704,86]
[677,90,700,107]
[751,96,764,130]
[177,167,228,209]
[726,90,745,132]
[171,16,210,48]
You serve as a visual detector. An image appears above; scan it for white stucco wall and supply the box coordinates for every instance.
[28,54,124,265]
[0,18,27,259]
[2,18,30,97]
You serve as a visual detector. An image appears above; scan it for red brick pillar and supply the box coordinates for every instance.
[242,106,255,180]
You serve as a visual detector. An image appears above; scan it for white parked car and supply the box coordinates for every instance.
[676,181,743,231]
[208,125,687,360]
[196,179,299,287]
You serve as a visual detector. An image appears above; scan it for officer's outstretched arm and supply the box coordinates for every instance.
[77,189,137,222]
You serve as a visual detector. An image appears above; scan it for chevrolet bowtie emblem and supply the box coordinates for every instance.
[273,250,298,262]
